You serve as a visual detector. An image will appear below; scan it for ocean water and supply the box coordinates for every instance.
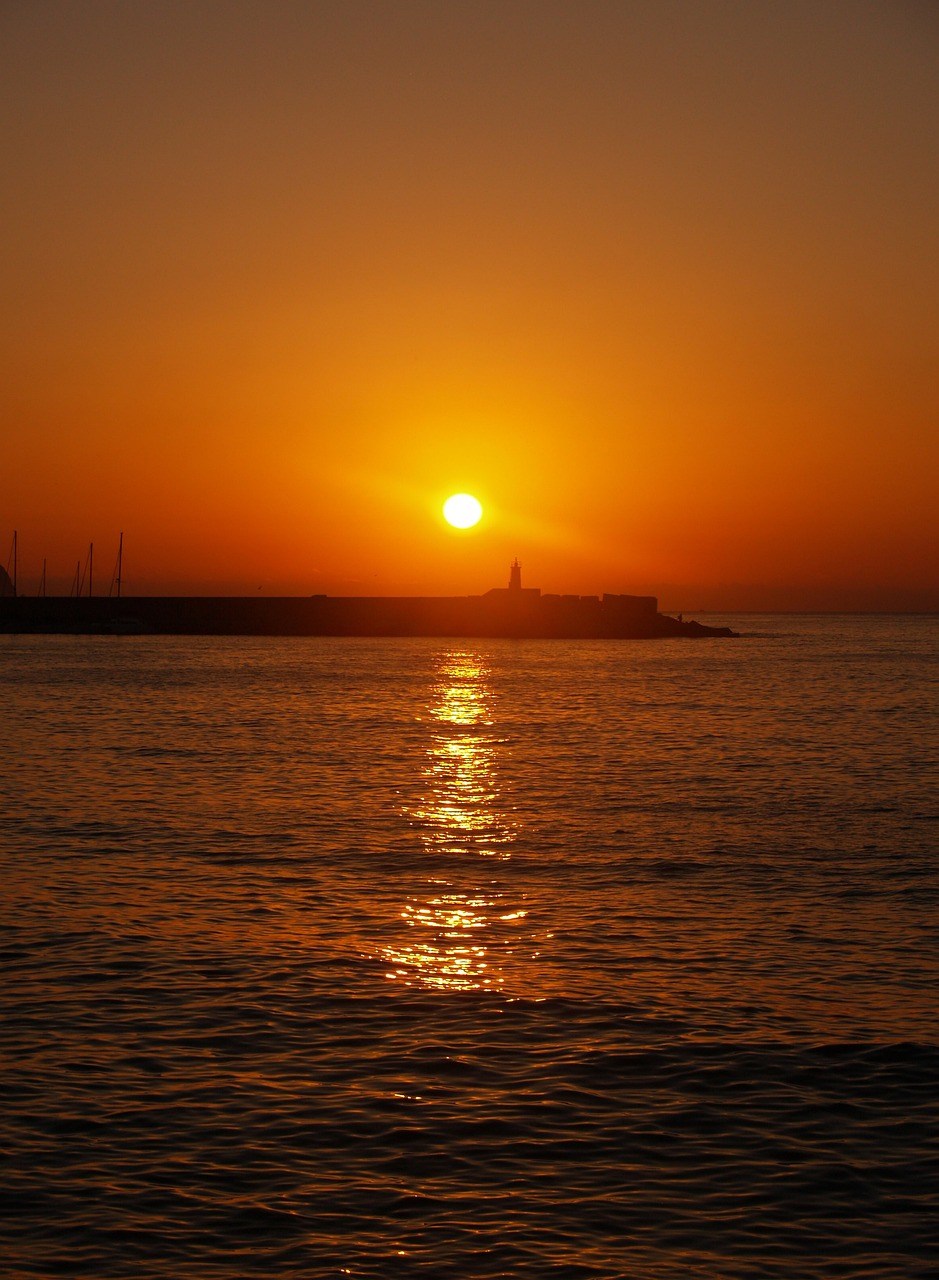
[1,616,937,1279]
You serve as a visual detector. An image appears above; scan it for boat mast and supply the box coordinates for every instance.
[5,530,16,597]
[109,531,123,600]
[38,558,46,597]
[76,543,93,597]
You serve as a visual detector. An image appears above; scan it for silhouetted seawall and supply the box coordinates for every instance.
[0,595,736,638]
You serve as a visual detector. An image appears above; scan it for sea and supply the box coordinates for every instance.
[2,615,937,1279]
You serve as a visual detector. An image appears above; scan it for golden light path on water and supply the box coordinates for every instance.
[384,652,524,991]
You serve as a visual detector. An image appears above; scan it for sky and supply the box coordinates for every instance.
[2,0,937,609]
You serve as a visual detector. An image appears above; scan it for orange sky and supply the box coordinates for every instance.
[2,1,937,609]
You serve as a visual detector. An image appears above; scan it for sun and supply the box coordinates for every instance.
[443,493,483,529]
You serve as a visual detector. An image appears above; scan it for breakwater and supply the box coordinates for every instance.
[0,592,735,638]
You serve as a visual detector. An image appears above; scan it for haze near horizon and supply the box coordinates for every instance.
[2,1,937,610]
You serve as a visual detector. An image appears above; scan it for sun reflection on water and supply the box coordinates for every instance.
[383,651,525,991]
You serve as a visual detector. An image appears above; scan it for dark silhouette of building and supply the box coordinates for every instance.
[485,558,541,601]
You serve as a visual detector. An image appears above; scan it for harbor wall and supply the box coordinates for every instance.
[0,593,733,638]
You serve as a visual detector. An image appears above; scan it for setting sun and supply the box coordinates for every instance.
[443,494,483,529]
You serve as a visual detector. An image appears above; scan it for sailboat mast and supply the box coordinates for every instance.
[5,530,19,597]
[88,542,93,597]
